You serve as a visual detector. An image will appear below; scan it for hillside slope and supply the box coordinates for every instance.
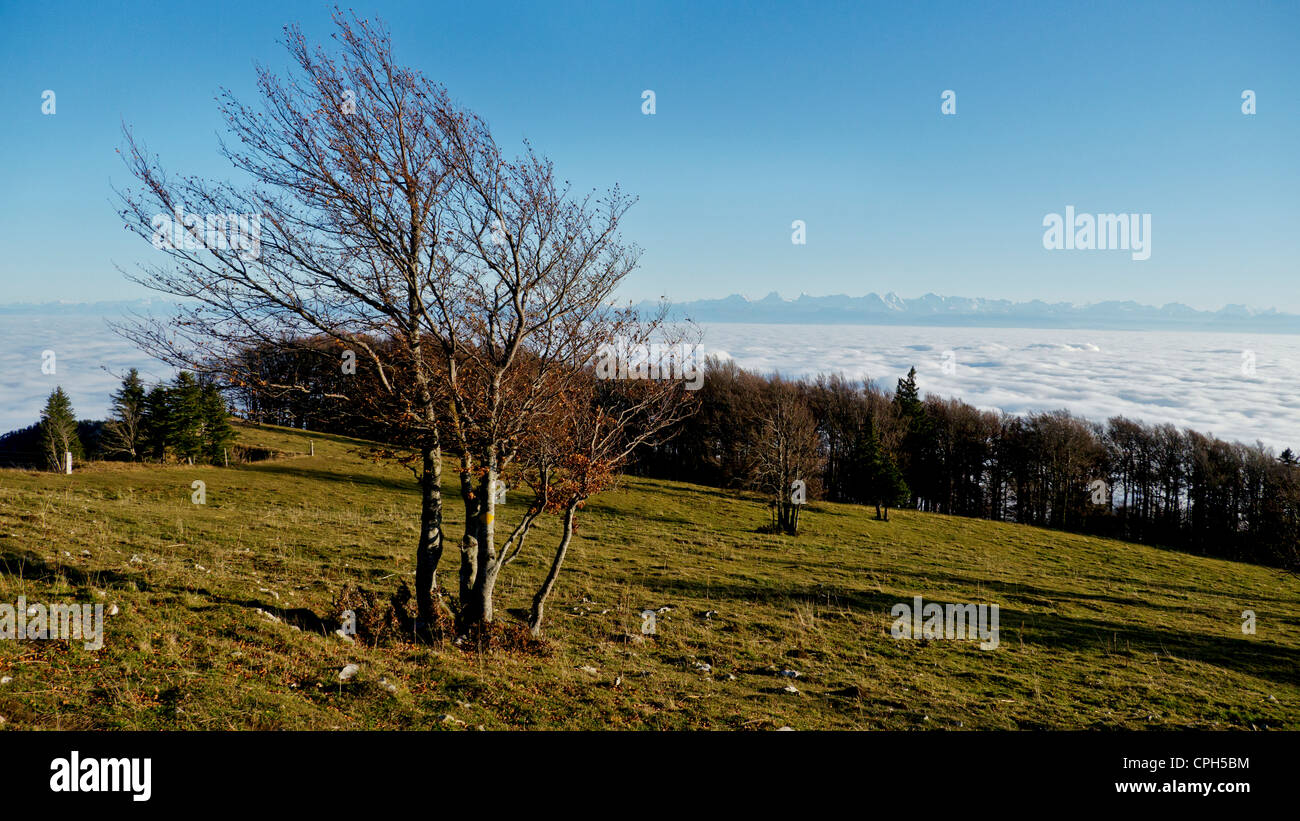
[0,422,1296,730]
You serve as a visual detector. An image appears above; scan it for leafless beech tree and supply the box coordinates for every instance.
[114,10,692,637]
[752,378,821,534]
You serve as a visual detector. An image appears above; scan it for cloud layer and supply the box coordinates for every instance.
[2,314,1295,453]
[700,323,1300,450]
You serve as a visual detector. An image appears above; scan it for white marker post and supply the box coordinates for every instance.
[65,451,72,475]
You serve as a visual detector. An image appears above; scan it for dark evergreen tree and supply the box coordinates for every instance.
[103,368,147,460]
[141,384,172,460]
[848,417,909,521]
[893,367,921,418]
[38,387,83,471]
[200,382,235,463]
[892,366,937,510]
[167,372,205,463]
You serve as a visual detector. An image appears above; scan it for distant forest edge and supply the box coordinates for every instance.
[134,339,1300,574]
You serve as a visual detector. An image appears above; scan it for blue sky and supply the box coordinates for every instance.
[1,0,1296,311]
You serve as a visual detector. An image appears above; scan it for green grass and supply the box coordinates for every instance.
[1,421,1297,730]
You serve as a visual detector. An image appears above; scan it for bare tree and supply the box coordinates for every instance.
[751,378,821,534]
[114,10,689,636]
[520,345,694,637]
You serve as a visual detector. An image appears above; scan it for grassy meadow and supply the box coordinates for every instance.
[0,421,1296,730]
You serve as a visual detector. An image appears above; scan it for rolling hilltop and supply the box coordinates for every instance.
[0,422,1296,730]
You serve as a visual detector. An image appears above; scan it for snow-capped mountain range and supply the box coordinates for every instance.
[637,292,1300,331]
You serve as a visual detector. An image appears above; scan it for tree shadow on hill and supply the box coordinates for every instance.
[0,548,151,591]
[640,575,1300,688]
[211,594,339,635]
[0,548,338,635]
[897,567,1300,614]
[639,576,901,613]
[999,606,1300,688]
[243,461,421,495]
[619,480,749,505]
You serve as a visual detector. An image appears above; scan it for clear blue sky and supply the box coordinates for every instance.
[1,0,1296,311]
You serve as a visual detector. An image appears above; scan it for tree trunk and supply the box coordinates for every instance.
[528,504,578,638]
[413,443,444,636]
[457,465,481,604]
[458,533,477,603]
[472,469,500,623]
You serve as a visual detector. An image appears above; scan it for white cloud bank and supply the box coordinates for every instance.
[700,323,1300,451]
[2,314,1295,452]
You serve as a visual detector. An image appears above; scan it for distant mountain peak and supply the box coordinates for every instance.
[637,291,1297,332]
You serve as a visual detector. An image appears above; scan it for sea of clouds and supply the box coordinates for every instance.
[0,311,176,437]
[1,312,1296,451]
[700,323,1300,451]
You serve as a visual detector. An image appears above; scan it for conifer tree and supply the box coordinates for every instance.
[38,387,83,472]
[200,382,235,463]
[849,417,910,520]
[892,365,934,509]
[141,384,172,460]
[103,368,147,460]
[167,372,205,463]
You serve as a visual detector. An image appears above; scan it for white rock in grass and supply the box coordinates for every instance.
[439,714,466,726]
[80,550,91,557]
[781,685,800,694]
[107,604,119,616]
[334,629,355,643]
[693,661,712,673]
[778,669,801,678]
[776,726,795,731]
[254,608,281,623]
[194,564,207,572]
[379,677,398,694]
[577,665,599,675]
[0,676,12,686]
[338,664,360,682]
[129,555,143,565]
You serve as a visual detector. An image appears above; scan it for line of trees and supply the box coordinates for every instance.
[633,359,1300,570]
[101,369,235,464]
[0,371,236,471]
